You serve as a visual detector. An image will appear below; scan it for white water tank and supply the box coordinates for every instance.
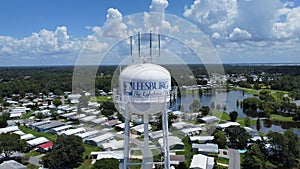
[119,63,171,115]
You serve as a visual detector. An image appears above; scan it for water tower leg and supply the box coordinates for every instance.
[142,115,152,169]
[162,109,170,169]
[123,109,130,169]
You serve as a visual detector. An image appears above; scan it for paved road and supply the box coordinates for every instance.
[229,149,240,169]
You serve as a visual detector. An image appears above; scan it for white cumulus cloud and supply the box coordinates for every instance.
[229,27,252,41]
[101,8,128,38]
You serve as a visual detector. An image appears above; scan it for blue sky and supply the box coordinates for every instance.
[0,0,300,66]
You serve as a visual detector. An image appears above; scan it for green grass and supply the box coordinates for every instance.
[182,136,196,168]
[232,87,260,95]
[18,125,57,141]
[83,143,101,158]
[25,151,41,157]
[270,114,293,122]
[236,117,256,127]
[216,157,230,164]
[21,112,33,119]
[90,96,113,103]
[76,159,93,169]
[27,163,39,169]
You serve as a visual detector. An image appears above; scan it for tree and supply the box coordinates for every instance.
[200,106,210,116]
[292,109,300,121]
[189,100,200,112]
[216,104,221,111]
[242,144,265,169]
[102,101,116,111]
[52,99,62,107]
[92,158,119,169]
[0,112,10,128]
[243,97,261,110]
[0,133,26,159]
[101,109,114,117]
[229,111,238,122]
[36,112,45,119]
[213,131,227,149]
[42,135,85,169]
[256,118,261,131]
[210,102,215,109]
[225,126,251,149]
[245,117,251,127]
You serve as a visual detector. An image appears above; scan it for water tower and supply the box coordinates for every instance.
[114,33,171,169]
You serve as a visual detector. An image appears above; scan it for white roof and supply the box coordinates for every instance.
[76,130,101,139]
[31,120,51,127]
[116,122,133,129]
[190,136,214,142]
[91,117,107,124]
[192,143,219,154]
[91,151,124,164]
[131,124,152,133]
[101,140,124,150]
[0,160,26,169]
[149,130,171,139]
[180,127,202,134]
[27,137,49,147]
[171,121,193,129]
[200,116,219,121]
[158,136,184,147]
[52,125,73,132]
[80,115,97,122]
[59,127,86,136]
[61,112,76,117]
[87,133,114,143]
[217,122,240,128]
[13,130,25,136]
[190,154,214,169]
[21,134,36,140]
[0,126,19,134]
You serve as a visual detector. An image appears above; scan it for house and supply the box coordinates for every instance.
[80,115,97,123]
[171,121,193,130]
[158,136,184,151]
[76,130,101,141]
[115,122,133,131]
[30,120,51,130]
[85,133,114,146]
[38,141,53,152]
[50,125,73,134]
[20,134,36,141]
[216,121,240,130]
[90,151,124,164]
[91,117,108,125]
[190,136,214,143]
[104,120,121,128]
[35,120,65,132]
[59,127,86,136]
[131,124,152,135]
[0,160,27,169]
[192,143,219,154]
[179,127,202,136]
[13,130,25,136]
[0,126,19,134]
[149,130,171,141]
[190,154,214,169]
[101,140,124,151]
[198,116,219,124]
[170,155,185,165]
[26,137,50,147]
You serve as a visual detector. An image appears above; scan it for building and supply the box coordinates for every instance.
[198,116,219,124]
[20,134,36,141]
[179,127,202,136]
[171,121,193,130]
[30,120,51,130]
[149,130,171,141]
[76,130,101,141]
[86,133,114,146]
[158,136,184,151]
[190,154,214,169]
[90,151,124,164]
[0,160,26,169]
[216,121,240,130]
[50,125,73,134]
[101,140,124,151]
[170,155,185,165]
[59,127,86,136]
[38,141,53,152]
[190,136,214,143]
[130,124,152,135]
[35,120,65,132]
[192,143,219,154]
[26,137,50,147]
[0,126,19,134]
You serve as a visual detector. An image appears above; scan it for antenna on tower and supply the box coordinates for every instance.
[138,32,141,63]
[158,34,161,61]
[150,31,152,62]
[130,36,134,63]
